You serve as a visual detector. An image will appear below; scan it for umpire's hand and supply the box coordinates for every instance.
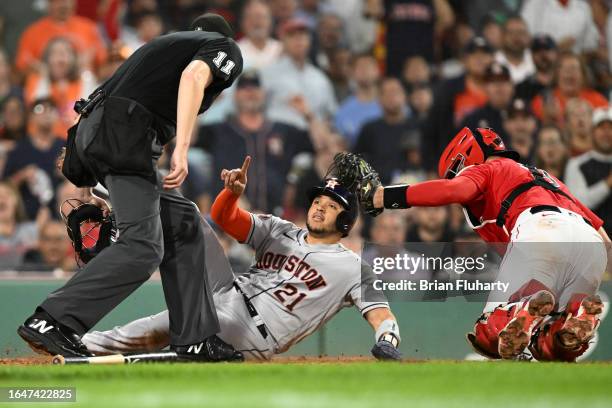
[221,156,251,196]
[163,148,189,190]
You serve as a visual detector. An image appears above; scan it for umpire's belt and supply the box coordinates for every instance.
[233,282,268,339]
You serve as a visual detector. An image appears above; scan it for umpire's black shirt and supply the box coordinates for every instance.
[99,31,243,144]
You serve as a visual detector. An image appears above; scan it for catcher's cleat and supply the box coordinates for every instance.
[498,290,555,359]
[172,335,244,363]
[17,310,93,357]
[556,295,603,349]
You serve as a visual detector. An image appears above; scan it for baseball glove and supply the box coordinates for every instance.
[327,152,383,217]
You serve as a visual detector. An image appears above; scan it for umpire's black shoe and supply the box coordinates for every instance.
[172,335,244,362]
[17,310,92,357]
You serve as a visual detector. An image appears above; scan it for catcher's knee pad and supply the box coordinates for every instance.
[529,293,604,362]
[467,307,516,359]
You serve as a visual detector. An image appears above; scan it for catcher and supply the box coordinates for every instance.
[335,128,610,361]
[78,156,402,361]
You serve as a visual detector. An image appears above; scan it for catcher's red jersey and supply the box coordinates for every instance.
[457,158,603,242]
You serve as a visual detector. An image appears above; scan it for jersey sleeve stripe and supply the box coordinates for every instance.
[360,303,390,315]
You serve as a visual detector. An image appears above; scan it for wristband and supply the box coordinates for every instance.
[383,185,410,209]
[375,319,401,346]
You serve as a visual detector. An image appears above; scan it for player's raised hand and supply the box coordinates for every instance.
[221,155,251,195]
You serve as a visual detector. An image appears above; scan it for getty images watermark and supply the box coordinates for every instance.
[360,241,509,302]
[360,241,610,303]
[370,252,509,293]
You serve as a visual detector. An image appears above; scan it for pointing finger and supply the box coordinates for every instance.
[241,156,251,175]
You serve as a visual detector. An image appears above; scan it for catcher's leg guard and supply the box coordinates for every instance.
[529,294,604,362]
[467,289,555,359]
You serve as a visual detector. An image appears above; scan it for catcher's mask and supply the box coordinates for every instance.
[438,127,520,179]
[307,178,358,237]
[60,199,116,265]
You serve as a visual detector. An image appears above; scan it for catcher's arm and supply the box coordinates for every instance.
[365,308,402,361]
[371,177,481,210]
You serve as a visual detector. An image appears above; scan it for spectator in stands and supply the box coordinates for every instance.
[198,70,312,215]
[334,53,382,147]
[406,206,455,243]
[261,17,337,130]
[535,125,568,181]
[121,11,164,53]
[15,0,107,74]
[481,16,503,51]
[369,211,408,247]
[0,182,38,270]
[503,98,538,164]
[521,0,599,54]
[355,77,417,184]
[365,0,455,75]
[325,47,353,103]
[75,0,122,42]
[565,98,594,156]
[531,53,608,126]
[515,34,558,102]
[238,0,283,70]
[402,56,432,90]
[464,1,523,31]
[494,15,534,84]
[422,37,494,170]
[461,62,514,142]
[24,37,98,139]
[407,82,433,121]
[327,0,376,53]
[268,0,299,29]
[21,220,75,272]
[283,130,345,223]
[0,95,27,149]
[3,99,64,220]
[0,50,22,105]
[311,13,345,71]
[564,106,612,232]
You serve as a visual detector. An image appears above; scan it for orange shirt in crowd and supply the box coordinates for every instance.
[24,74,83,139]
[15,16,107,72]
[531,88,609,125]
[453,80,488,126]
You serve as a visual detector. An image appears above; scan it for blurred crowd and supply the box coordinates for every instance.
[0,0,611,275]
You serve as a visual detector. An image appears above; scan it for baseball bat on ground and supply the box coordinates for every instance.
[52,351,178,365]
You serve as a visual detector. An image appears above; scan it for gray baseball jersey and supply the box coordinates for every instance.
[236,213,389,353]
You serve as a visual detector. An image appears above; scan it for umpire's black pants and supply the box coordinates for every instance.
[40,102,219,346]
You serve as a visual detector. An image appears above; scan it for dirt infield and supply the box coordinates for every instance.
[0,356,52,365]
[0,354,376,366]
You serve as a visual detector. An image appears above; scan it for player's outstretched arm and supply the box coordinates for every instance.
[365,308,402,361]
[371,177,481,210]
[210,156,253,242]
[163,60,213,190]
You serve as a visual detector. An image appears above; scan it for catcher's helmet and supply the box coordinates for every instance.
[438,127,520,179]
[307,178,357,237]
[60,199,116,265]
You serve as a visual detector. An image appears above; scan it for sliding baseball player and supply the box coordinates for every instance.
[82,157,402,361]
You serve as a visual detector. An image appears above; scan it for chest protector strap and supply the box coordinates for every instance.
[495,166,574,227]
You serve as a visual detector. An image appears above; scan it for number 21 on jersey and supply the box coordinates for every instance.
[212,51,235,75]
[274,284,307,311]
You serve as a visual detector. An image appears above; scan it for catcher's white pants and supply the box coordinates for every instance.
[484,207,608,312]
[82,286,276,361]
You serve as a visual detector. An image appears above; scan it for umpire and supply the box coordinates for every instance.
[18,14,244,362]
